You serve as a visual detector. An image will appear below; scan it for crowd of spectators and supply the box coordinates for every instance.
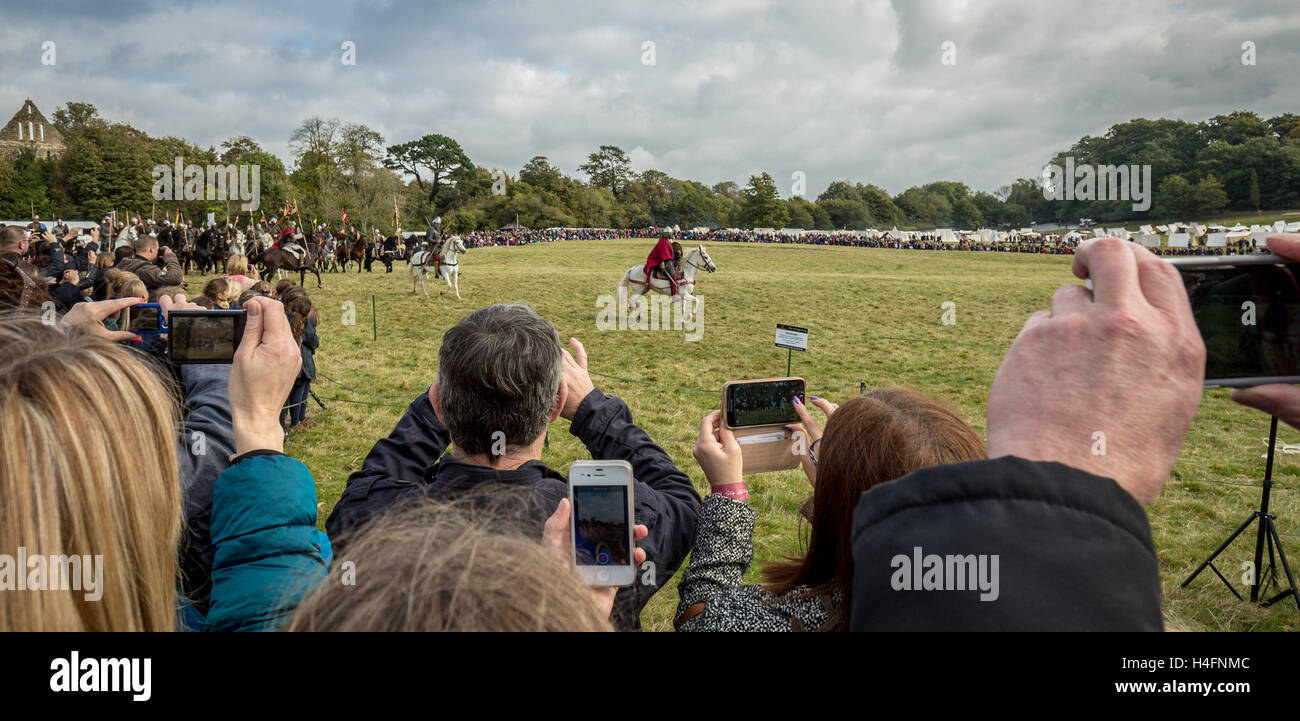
[7,218,1300,632]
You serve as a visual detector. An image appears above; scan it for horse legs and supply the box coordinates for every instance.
[452,269,460,299]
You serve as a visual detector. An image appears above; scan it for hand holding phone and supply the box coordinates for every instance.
[567,460,636,587]
[542,496,647,618]
[1228,234,1300,429]
[1167,250,1300,387]
[228,296,301,456]
[720,377,806,474]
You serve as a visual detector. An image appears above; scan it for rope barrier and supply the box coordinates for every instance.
[1147,512,1300,539]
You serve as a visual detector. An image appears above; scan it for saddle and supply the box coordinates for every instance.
[650,265,683,282]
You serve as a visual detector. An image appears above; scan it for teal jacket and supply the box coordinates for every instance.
[198,451,332,631]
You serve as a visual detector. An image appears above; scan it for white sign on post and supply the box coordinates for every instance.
[775,324,808,352]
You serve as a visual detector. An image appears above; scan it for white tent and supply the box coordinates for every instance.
[1138,233,1161,247]
[1288,221,1300,232]
[1206,232,1228,247]
[1251,231,1271,247]
[1167,232,1191,248]
[938,228,959,244]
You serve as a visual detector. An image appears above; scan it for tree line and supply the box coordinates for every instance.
[1,102,1296,231]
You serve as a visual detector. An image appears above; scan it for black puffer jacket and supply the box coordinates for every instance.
[851,456,1163,631]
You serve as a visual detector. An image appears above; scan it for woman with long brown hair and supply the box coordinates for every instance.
[677,388,986,631]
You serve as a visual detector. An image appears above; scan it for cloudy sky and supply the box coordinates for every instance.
[1,0,1298,198]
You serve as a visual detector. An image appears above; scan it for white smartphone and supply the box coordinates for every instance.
[568,460,636,587]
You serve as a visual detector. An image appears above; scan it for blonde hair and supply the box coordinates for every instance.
[120,278,147,302]
[283,500,613,632]
[0,314,181,631]
[225,255,249,277]
[105,269,137,298]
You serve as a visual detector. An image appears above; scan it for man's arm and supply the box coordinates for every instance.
[325,390,452,540]
[567,388,702,613]
[557,338,702,617]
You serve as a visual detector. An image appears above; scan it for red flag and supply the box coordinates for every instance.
[342,210,349,223]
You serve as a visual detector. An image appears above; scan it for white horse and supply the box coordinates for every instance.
[408,235,467,299]
[617,244,716,321]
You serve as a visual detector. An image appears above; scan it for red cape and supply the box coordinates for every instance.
[644,237,675,276]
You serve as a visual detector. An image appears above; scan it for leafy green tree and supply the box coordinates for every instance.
[520,156,563,191]
[738,172,789,228]
[1153,174,1195,217]
[579,145,633,195]
[1249,167,1261,213]
[818,198,870,229]
[817,180,862,204]
[383,133,472,206]
[1194,174,1229,216]
[50,101,100,135]
[785,198,815,229]
[952,196,983,229]
[857,184,903,226]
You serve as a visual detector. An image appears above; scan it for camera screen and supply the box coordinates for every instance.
[1179,263,1300,382]
[726,379,805,427]
[169,312,243,363]
[129,306,161,333]
[572,485,630,567]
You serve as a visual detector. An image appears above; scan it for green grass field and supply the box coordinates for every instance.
[195,238,1300,631]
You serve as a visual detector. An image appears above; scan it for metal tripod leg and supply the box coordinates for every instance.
[1181,510,1259,598]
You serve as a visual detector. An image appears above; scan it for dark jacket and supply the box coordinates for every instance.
[117,251,183,290]
[326,388,702,630]
[40,242,67,280]
[850,456,1163,631]
[176,364,240,615]
[299,316,318,381]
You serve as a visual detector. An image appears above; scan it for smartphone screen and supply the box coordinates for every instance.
[128,304,162,333]
[572,484,630,567]
[1176,260,1300,386]
[725,378,806,427]
[168,310,246,364]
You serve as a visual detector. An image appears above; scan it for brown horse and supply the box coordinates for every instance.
[257,243,323,289]
[341,237,365,273]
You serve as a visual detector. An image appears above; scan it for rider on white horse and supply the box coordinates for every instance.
[644,235,683,295]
